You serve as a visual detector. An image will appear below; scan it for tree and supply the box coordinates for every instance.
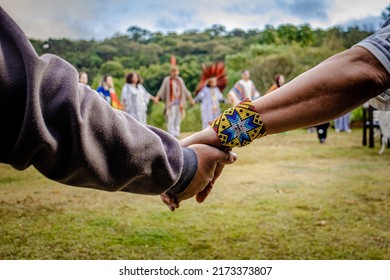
[342,27,371,48]
[277,24,298,44]
[381,3,390,22]
[204,24,227,38]
[99,61,124,78]
[296,24,314,47]
[228,28,247,38]
[126,25,152,42]
[226,52,250,71]
[258,25,277,44]
[183,29,201,36]
[95,44,118,61]
[323,27,344,51]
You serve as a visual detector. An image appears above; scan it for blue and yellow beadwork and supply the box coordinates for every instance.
[209,98,266,148]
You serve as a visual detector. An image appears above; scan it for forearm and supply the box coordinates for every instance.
[181,46,390,149]
[255,46,390,134]
[0,8,196,195]
[186,90,194,103]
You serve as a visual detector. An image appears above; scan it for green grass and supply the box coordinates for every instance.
[0,129,389,259]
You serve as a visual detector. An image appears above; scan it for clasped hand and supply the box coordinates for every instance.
[160,128,237,211]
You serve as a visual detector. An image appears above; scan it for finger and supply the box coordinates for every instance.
[160,193,179,211]
[196,162,226,203]
[196,164,223,204]
[160,193,173,205]
[160,194,175,211]
[211,163,225,185]
[196,150,237,203]
[197,159,231,203]
[211,150,238,185]
[195,182,213,203]
[210,148,238,165]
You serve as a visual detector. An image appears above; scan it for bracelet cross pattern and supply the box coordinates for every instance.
[209,98,267,148]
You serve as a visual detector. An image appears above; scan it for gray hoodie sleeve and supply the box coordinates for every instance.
[0,8,197,195]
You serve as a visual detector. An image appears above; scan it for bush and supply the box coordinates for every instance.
[147,102,165,129]
[147,102,203,133]
[181,104,202,132]
[99,60,124,79]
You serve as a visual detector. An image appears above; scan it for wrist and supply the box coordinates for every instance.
[209,98,267,148]
[179,126,224,149]
[167,147,198,196]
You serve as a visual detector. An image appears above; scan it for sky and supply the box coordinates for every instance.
[1,0,389,40]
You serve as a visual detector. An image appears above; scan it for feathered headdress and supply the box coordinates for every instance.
[170,55,176,66]
[195,62,227,95]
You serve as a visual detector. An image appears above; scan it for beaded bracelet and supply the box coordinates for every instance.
[209,98,267,148]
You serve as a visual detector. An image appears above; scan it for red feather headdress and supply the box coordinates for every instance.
[195,62,227,95]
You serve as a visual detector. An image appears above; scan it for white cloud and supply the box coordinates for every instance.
[327,0,387,26]
[1,0,389,39]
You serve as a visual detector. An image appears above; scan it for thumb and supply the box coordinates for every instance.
[212,149,238,165]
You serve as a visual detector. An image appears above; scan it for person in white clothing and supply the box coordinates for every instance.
[121,72,155,124]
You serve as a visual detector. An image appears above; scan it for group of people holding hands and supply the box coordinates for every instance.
[85,65,275,139]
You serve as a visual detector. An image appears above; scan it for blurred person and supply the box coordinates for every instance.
[96,75,123,110]
[79,71,90,89]
[154,66,195,138]
[228,69,260,105]
[194,77,225,129]
[96,75,113,104]
[121,72,155,125]
[334,112,352,133]
[265,74,285,94]
[315,122,330,144]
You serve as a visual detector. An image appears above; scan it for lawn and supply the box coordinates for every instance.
[0,129,389,259]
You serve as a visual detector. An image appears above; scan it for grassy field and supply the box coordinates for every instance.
[0,129,389,260]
